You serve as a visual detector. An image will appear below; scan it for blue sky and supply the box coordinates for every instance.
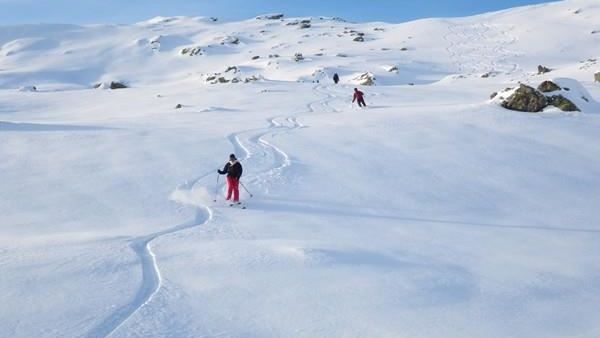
[0,0,557,24]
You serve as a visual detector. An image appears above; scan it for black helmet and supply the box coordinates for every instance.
[229,154,237,160]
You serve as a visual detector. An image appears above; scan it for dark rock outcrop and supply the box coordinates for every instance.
[501,84,547,112]
[537,65,552,74]
[94,81,128,89]
[548,95,580,112]
[595,72,600,82]
[256,14,284,20]
[180,46,203,56]
[537,80,561,93]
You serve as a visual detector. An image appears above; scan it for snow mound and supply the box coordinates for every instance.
[550,78,600,113]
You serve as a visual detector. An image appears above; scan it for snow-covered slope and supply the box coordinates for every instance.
[0,0,599,89]
[1,1,600,338]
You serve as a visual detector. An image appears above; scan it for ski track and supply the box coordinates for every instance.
[87,84,339,338]
[444,22,521,76]
[85,189,214,338]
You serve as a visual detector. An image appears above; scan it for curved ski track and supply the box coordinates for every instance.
[88,84,339,338]
[444,22,522,76]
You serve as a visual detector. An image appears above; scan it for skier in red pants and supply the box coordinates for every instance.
[218,154,243,204]
[352,88,367,107]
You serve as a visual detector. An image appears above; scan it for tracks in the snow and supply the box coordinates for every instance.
[89,84,340,338]
[443,22,522,76]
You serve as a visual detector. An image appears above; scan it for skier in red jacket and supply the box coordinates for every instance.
[352,88,367,107]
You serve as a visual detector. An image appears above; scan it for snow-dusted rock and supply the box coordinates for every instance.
[537,65,552,74]
[220,36,240,45]
[547,95,579,111]
[595,72,600,82]
[94,81,128,90]
[538,80,561,92]
[180,46,203,56]
[353,72,376,86]
[17,85,37,92]
[256,13,284,20]
[494,78,598,113]
[500,84,547,112]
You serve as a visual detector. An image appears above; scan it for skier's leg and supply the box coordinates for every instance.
[226,176,234,200]
[233,179,240,202]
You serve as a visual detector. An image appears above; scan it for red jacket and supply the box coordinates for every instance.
[352,90,364,102]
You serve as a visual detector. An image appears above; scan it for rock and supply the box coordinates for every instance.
[353,72,376,86]
[374,28,385,31]
[294,53,304,62]
[537,65,552,74]
[18,86,37,92]
[548,95,580,111]
[110,82,128,89]
[538,80,561,93]
[221,36,240,45]
[225,66,239,73]
[256,13,284,20]
[94,81,128,89]
[231,78,240,83]
[314,53,324,56]
[251,55,260,60]
[595,72,600,82]
[592,30,600,34]
[150,36,161,51]
[481,72,491,78]
[205,75,217,82]
[490,92,498,99]
[180,46,203,56]
[501,84,547,112]
[217,77,229,83]
[400,47,409,51]
[353,36,365,42]
[300,23,311,29]
[336,53,348,57]
[387,66,399,73]
[244,75,260,83]
[209,17,218,22]
[175,104,183,109]
[268,54,280,58]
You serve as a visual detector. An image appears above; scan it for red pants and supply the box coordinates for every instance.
[226,176,240,202]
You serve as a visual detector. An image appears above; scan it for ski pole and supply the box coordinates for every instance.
[213,173,220,202]
[239,181,253,198]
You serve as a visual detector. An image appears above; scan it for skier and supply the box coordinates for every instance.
[333,73,340,84]
[217,154,243,204]
[352,88,367,107]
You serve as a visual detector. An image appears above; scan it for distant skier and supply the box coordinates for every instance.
[218,154,243,204]
[352,88,367,107]
[333,73,340,84]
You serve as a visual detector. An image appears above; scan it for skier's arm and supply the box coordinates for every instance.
[352,93,356,103]
[217,163,229,174]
